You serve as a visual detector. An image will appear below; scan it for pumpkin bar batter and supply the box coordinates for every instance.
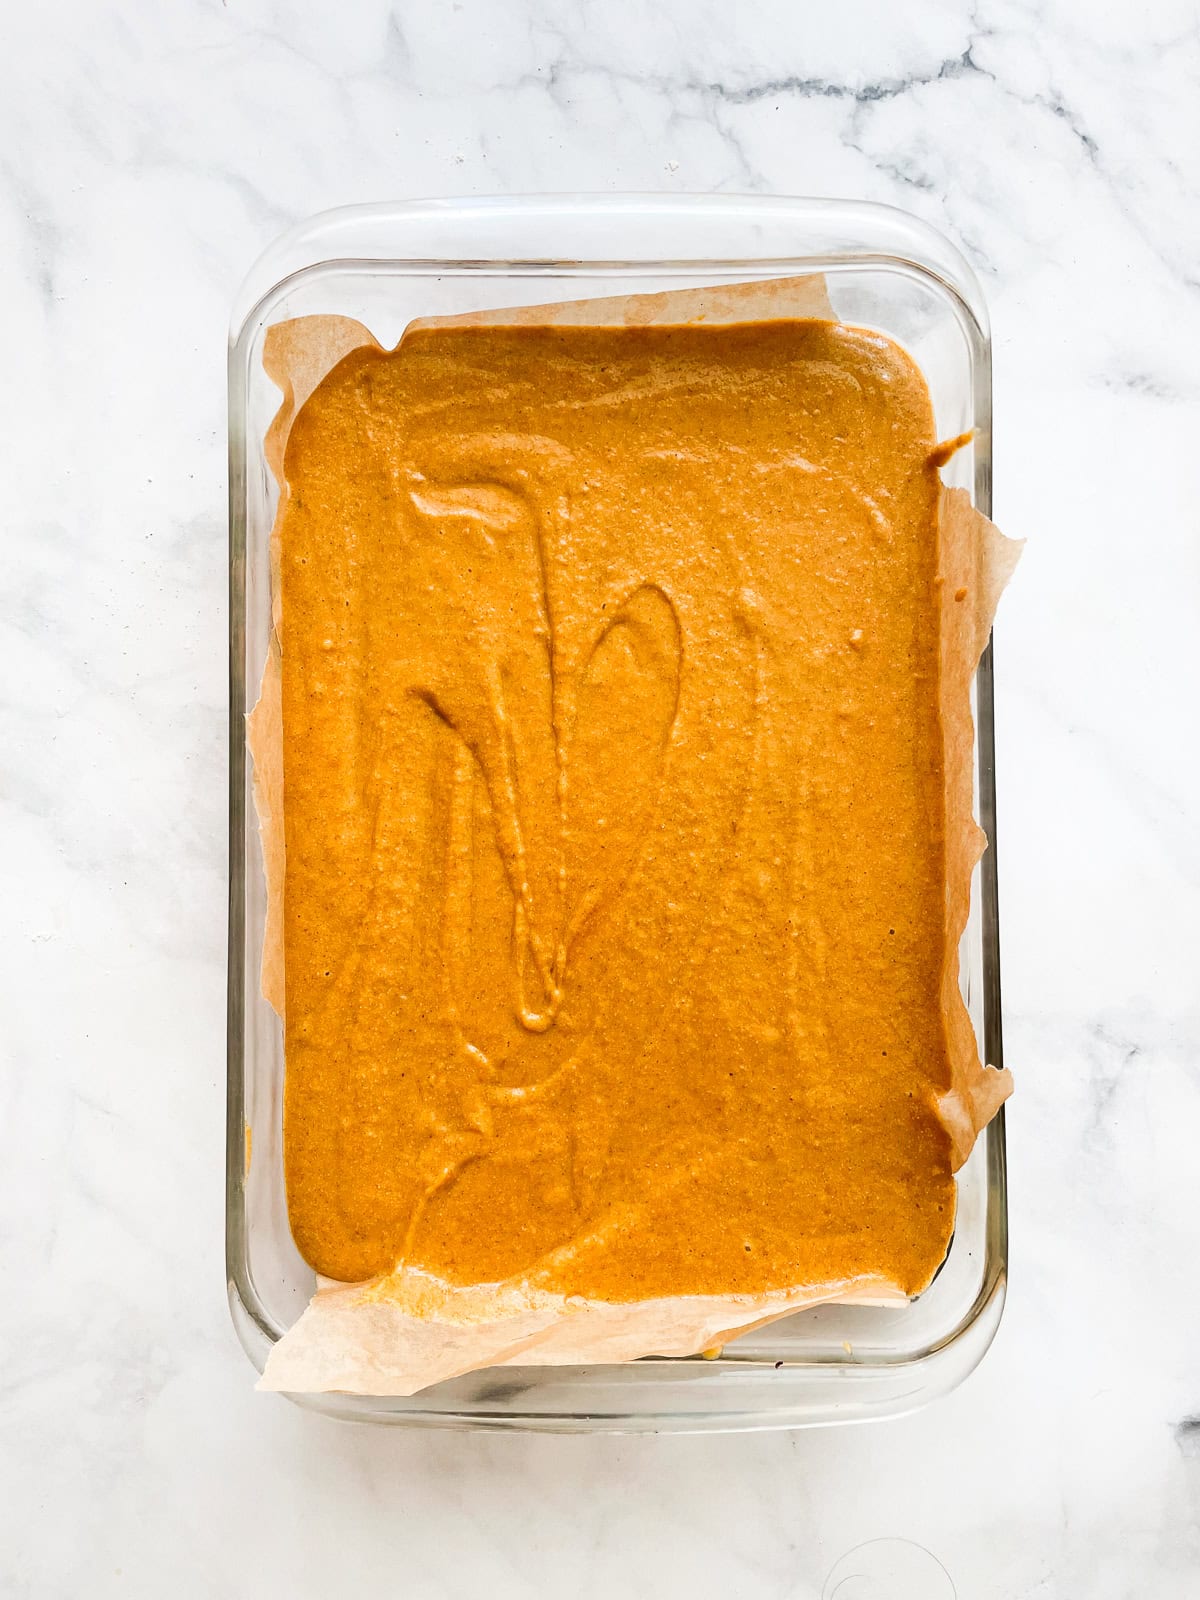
[279,318,963,1302]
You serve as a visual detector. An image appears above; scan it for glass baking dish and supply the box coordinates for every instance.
[227,195,1006,1432]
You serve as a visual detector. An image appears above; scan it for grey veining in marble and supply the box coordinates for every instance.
[2,1,1198,1595]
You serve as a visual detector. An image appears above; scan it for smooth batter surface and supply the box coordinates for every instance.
[279,320,957,1299]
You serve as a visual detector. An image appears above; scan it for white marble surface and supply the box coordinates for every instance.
[3,0,1199,1594]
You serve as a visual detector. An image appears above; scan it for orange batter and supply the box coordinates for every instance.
[278,319,960,1300]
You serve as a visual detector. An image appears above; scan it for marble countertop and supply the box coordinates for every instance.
[4,1,1199,1595]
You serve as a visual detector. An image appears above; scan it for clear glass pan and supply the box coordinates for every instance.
[227,195,1006,1431]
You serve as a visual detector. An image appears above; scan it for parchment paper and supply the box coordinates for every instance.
[248,277,1021,1395]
